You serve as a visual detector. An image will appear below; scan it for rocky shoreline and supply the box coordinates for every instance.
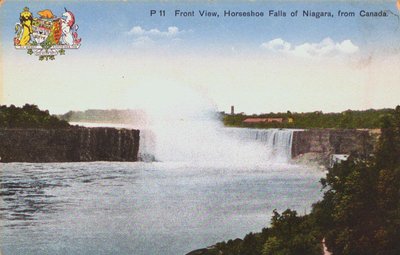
[291,129,377,165]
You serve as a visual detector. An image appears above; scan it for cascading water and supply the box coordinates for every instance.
[138,122,296,165]
[224,128,295,163]
[121,82,297,165]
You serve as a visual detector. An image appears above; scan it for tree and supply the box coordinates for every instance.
[0,104,70,128]
[262,210,322,255]
[317,106,400,255]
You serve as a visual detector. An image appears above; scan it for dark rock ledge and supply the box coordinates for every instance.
[0,127,140,162]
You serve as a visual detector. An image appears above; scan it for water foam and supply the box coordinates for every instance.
[124,82,296,166]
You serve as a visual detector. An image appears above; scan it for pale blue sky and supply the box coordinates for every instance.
[1,1,400,114]
[2,1,400,53]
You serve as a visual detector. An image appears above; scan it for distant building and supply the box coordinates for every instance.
[231,106,235,115]
[243,118,268,123]
[242,117,285,124]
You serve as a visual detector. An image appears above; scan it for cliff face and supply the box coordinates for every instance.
[292,129,376,160]
[0,128,140,162]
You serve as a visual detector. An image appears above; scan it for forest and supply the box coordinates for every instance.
[58,109,146,124]
[223,108,395,129]
[0,104,70,128]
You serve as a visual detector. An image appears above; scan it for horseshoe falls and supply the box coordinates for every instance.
[138,119,296,167]
[224,127,295,163]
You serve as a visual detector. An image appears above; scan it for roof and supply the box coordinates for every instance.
[242,117,284,123]
[266,118,283,122]
[242,118,268,123]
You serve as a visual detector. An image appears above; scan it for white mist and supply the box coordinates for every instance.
[124,81,295,167]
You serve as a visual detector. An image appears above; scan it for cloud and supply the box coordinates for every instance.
[261,37,359,58]
[127,26,187,47]
[261,38,291,52]
[127,26,183,37]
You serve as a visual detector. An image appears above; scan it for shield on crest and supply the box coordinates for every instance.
[32,17,62,45]
[32,18,51,44]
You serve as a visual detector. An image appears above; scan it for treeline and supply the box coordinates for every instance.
[200,106,400,255]
[58,109,146,124]
[0,104,70,128]
[223,108,395,129]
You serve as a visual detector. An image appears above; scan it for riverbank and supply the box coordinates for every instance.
[0,127,140,162]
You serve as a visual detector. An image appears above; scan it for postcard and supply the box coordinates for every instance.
[1,1,400,255]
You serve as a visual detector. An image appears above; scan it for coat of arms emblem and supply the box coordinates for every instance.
[14,7,81,60]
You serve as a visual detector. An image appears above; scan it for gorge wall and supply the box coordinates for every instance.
[0,127,378,163]
[0,127,140,162]
[292,129,378,162]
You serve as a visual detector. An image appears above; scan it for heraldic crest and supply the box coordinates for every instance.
[14,7,81,60]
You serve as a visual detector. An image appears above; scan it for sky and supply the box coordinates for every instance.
[1,0,400,115]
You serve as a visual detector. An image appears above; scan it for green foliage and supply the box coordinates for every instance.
[317,106,400,255]
[317,159,381,254]
[262,210,322,255]
[223,108,393,129]
[0,104,70,128]
[205,210,322,255]
[375,107,400,169]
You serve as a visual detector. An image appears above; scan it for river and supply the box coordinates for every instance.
[0,123,325,255]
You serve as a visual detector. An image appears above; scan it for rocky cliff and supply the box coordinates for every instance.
[0,127,140,162]
[292,129,377,162]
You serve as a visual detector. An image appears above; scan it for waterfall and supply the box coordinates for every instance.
[248,129,294,161]
[138,120,296,164]
[72,121,297,164]
[119,83,299,165]
[138,129,157,162]
[224,128,295,163]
